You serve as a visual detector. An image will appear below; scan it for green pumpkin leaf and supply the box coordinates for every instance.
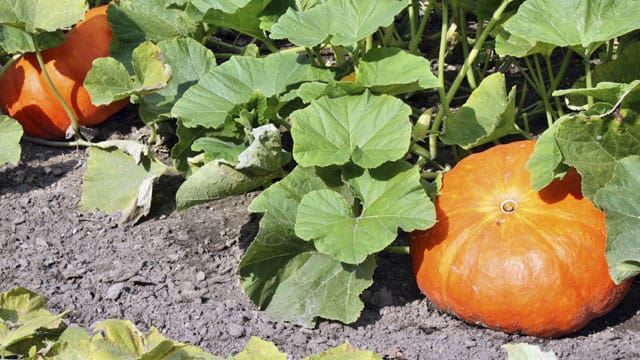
[241,166,374,327]
[171,52,332,129]
[108,0,203,71]
[291,92,412,168]
[502,343,558,360]
[555,112,640,199]
[441,73,518,149]
[553,80,640,108]
[295,161,435,264]
[231,337,287,360]
[139,37,216,124]
[356,47,439,95]
[304,342,382,360]
[203,0,273,40]
[526,117,569,190]
[85,41,172,105]
[43,326,91,360]
[0,116,22,165]
[270,0,406,47]
[0,0,87,33]
[176,125,283,210]
[594,156,640,283]
[80,146,169,224]
[494,24,555,58]
[504,0,640,55]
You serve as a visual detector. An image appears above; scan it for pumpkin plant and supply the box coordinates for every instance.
[0,4,127,140]
[410,140,633,337]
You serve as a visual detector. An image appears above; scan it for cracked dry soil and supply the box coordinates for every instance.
[2,117,640,359]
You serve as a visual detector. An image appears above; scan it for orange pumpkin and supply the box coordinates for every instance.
[410,140,632,337]
[0,5,128,139]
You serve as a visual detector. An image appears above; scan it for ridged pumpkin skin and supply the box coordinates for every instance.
[0,5,128,139]
[410,140,632,338]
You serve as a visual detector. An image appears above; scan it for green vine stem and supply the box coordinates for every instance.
[429,0,512,160]
[453,0,477,89]
[430,0,450,159]
[409,0,435,55]
[23,135,92,147]
[384,246,410,255]
[33,45,83,140]
[583,54,594,106]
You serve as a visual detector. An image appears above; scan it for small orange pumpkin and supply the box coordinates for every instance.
[410,140,632,337]
[0,5,128,139]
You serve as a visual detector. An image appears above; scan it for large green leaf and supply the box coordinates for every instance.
[0,0,86,33]
[356,47,439,95]
[555,112,640,199]
[203,0,273,40]
[270,0,406,47]
[295,161,435,264]
[494,24,555,58]
[594,156,640,283]
[108,0,203,71]
[504,0,640,55]
[85,41,172,105]
[441,73,518,149]
[241,166,374,327]
[0,116,22,165]
[502,343,558,360]
[291,91,412,168]
[171,52,332,129]
[80,145,169,223]
[553,81,640,108]
[139,37,216,124]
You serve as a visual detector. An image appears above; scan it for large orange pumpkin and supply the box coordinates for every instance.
[409,140,632,337]
[0,5,128,139]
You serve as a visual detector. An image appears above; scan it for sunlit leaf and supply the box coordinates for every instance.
[231,337,287,360]
[502,343,558,360]
[0,116,22,165]
[291,91,412,168]
[0,0,86,33]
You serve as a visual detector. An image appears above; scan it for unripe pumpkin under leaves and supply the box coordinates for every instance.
[0,5,128,139]
[410,140,632,337]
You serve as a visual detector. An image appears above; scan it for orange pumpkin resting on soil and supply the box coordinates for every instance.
[409,140,632,337]
[0,5,128,139]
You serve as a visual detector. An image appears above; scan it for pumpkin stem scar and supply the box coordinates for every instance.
[500,199,518,214]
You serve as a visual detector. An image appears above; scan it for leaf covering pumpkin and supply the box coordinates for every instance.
[410,140,632,337]
[0,5,128,139]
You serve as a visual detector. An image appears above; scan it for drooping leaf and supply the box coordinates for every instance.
[291,91,412,168]
[304,342,382,360]
[171,52,333,129]
[189,0,253,14]
[231,337,287,360]
[553,80,640,108]
[356,47,439,95]
[241,166,374,327]
[502,343,558,360]
[594,156,640,283]
[108,0,203,71]
[80,146,169,223]
[0,116,22,165]
[503,0,640,55]
[296,81,365,103]
[43,326,91,360]
[441,73,518,149]
[0,24,64,53]
[176,124,283,210]
[555,112,640,199]
[525,117,569,190]
[270,0,406,47]
[85,41,172,105]
[295,161,435,264]
[0,0,87,33]
[494,24,555,58]
[594,42,640,84]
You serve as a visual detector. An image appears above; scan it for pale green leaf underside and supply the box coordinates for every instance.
[0,116,23,165]
[502,343,558,360]
[80,147,168,223]
[441,73,518,149]
[504,0,640,54]
[296,161,435,264]
[270,0,406,47]
[594,156,640,284]
[171,52,332,129]
[357,47,439,95]
[526,117,569,190]
[556,114,640,199]
[232,337,286,360]
[0,0,86,33]
[291,92,412,169]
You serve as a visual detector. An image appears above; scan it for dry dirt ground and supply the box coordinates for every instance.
[2,117,640,359]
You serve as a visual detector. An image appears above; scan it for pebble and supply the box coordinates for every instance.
[105,283,126,300]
